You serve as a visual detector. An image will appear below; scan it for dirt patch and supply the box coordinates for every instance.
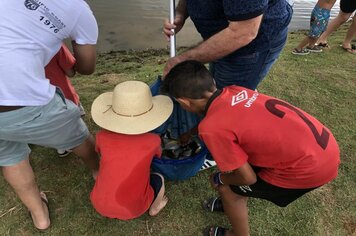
[99,73,132,84]
[343,216,356,236]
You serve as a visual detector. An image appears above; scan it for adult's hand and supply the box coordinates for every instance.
[162,15,263,77]
[163,55,185,77]
[163,14,186,41]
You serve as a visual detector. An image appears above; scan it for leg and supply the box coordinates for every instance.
[342,16,356,50]
[295,36,310,51]
[72,135,100,179]
[218,185,249,236]
[148,173,168,216]
[2,158,50,230]
[318,11,351,44]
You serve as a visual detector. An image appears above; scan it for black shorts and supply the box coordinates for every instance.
[340,0,356,13]
[229,176,317,207]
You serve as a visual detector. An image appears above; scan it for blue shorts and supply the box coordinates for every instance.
[209,28,288,90]
[0,90,89,166]
[309,5,331,38]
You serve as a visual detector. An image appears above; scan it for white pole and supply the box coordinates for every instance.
[169,0,176,58]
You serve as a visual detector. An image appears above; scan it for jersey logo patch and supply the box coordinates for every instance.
[231,90,248,106]
[24,0,40,10]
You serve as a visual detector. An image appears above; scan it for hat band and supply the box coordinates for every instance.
[104,104,154,117]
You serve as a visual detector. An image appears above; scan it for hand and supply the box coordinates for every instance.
[162,14,186,41]
[163,56,185,78]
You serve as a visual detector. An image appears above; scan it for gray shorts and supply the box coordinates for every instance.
[0,90,89,166]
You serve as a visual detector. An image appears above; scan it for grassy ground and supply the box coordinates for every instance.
[0,24,355,236]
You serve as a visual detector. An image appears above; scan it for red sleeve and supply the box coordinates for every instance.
[199,128,248,172]
[58,44,76,71]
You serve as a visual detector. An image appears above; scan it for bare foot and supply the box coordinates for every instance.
[149,173,168,216]
[30,192,50,230]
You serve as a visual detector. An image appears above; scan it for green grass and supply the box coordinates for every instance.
[0,24,355,235]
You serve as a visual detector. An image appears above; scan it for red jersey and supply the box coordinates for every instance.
[90,130,161,220]
[199,86,340,189]
[45,44,79,105]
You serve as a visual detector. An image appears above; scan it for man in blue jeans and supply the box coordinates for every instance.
[163,0,293,90]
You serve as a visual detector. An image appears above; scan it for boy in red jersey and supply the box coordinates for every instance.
[90,81,173,220]
[161,61,340,236]
[45,43,85,157]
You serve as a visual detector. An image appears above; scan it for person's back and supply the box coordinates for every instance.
[90,131,161,220]
[199,86,339,189]
[90,81,173,220]
[0,0,97,106]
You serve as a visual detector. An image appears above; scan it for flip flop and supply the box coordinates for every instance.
[340,44,356,54]
[203,226,227,236]
[317,42,330,49]
[202,197,224,212]
[29,192,51,231]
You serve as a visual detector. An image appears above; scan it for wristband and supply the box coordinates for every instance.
[213,172,224,186]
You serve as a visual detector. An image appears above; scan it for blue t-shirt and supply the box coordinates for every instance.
[186,0,292,57]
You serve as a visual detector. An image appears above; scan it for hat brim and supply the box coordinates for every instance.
[91,92,173,135]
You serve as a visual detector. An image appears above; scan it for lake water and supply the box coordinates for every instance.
[87,0,341,52]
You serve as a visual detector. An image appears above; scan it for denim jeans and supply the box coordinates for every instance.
[210,28,288,90]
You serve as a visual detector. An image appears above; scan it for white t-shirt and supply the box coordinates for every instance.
[0,0,98,106]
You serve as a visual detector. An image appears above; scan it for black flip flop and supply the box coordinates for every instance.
[203,226,227,236]
[202,197,224,212]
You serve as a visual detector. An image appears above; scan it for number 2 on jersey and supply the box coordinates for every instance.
[265,99,330,150]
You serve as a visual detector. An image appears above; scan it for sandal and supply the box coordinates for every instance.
[340,44,356,54]
[306,45,323,53]
[29,192,51,231]
[317,42,330,49]
[202,197,224,212]
[292,48,310,55]
[203,226,227,236]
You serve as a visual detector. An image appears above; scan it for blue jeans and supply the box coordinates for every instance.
[210,28,288,90]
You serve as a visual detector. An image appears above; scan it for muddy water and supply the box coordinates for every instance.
[87,0,341,52]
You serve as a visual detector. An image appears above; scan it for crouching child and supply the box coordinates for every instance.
[90,81,173,220]
[161,61,340,236]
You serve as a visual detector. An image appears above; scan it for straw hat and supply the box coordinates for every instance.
[91,81,173,135]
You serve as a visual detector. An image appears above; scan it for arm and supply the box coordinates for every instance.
[71,41,96,75]
[163,0,189,41]
[63,67,75,78]
[163,15,263,76]
[210,162,257,189]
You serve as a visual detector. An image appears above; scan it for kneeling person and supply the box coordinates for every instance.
[90,81,173,220]
[161,61,340,236]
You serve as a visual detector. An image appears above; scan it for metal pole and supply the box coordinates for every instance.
[169,0,176,58]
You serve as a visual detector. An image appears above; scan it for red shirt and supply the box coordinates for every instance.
[45,44,79,105]
[90,130,161,220]
[199,86,340,189]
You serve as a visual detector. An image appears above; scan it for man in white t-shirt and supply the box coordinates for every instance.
[0,0,100,230]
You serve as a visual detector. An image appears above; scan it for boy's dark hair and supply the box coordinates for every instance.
[161,60,216,99]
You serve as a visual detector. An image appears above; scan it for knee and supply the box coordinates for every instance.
[339,13,351,23]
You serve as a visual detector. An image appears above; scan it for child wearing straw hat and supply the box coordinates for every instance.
[90,80,173,220]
